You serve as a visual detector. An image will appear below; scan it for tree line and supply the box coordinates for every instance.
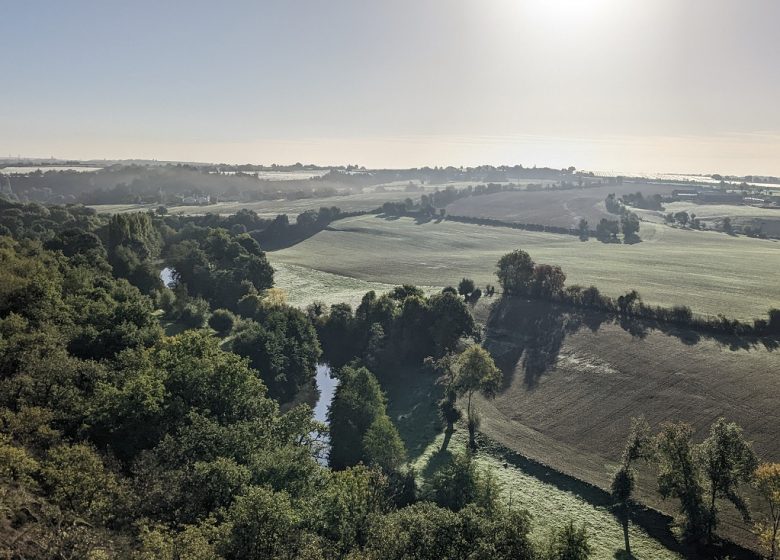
[495,249,780,337]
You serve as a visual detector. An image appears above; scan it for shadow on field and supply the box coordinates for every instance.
[381,367,444,462]
[483,297,778,391]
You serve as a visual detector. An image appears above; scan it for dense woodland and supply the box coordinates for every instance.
[1,198,779,559]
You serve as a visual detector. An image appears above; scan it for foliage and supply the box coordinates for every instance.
[754,463,780,560]
[327,366,405,472]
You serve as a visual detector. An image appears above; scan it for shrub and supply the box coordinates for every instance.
[209,308,236,335]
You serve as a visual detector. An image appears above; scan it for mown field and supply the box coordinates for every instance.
[270,214,780,320]
[472,297,779,550]
[444,182,680,229]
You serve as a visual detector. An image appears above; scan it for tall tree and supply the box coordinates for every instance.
[496,250,535,295]
[754,463,780,560]
[453,346,501,449]
[699,418,758,543]
[610,418,652,557]
[655,422,709,543]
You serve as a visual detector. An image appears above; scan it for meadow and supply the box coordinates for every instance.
[270,214,780,320]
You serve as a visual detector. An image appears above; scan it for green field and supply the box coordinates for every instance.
[270,214,780,320]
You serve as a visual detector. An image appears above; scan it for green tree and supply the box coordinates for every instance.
[328,366,400,470]
[208,308,236,335]
[656,422,709,542]
[545,520,592,560]
[496,250,535,295]
[457,278,475,299]
[700,417,758,542]
[453,346,501,448]
[363,414,406,472]
[610,418,652,557]
[754,463,780,560]
[220,486,302,560]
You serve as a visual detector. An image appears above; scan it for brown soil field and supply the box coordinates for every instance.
[472,297,780,550]
[445,182,680,228]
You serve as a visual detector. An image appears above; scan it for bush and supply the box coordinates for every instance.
[180,297,210,328]
[209,308,236,335]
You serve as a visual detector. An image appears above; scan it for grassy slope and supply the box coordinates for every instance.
[472,297,779,550]
[409,428,683,560]
[271,214,780,320]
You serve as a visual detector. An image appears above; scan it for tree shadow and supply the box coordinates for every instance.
[483,297,573,390]
[382,367,444,462]
[483,297,779,393]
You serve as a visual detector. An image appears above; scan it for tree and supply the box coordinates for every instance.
[328,365,405,470]
[530,264,566,298]
[621,213,640,240]
[655,422,709,542]
[363,414,406,472]
[699,418,758,542]
[754,463,780,560]
[426,451,498,512]
[544,520,592,560]
[208,308,236,335]
[220,486,302,560]
[457,278,475,299]
[611,418,652,557]
[674,211,690,228]
[578,219,589,241]
[453,346,501,448]
[722,217,733,234]
[496,250,535,295]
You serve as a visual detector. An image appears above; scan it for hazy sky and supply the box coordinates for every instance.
[2,0,779,174]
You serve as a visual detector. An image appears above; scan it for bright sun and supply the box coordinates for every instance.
[508,0,616,26]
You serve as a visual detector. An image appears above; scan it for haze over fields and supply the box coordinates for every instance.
[3,0,780,175]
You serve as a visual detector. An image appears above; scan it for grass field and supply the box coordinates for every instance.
[444,182,680,229]
[472,297,779,550]
[270,214,780,320]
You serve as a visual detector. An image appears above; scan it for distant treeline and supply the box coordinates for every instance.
[1,163,592,205]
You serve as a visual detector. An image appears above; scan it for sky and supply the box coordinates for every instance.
[2,0,779,175]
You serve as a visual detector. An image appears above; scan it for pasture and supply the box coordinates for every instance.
[473,297,779,550]
[444,182,680,229]
[270,214,780,320]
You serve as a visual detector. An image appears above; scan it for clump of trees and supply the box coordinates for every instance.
[313,288,476,373]
[613,418,760,552]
